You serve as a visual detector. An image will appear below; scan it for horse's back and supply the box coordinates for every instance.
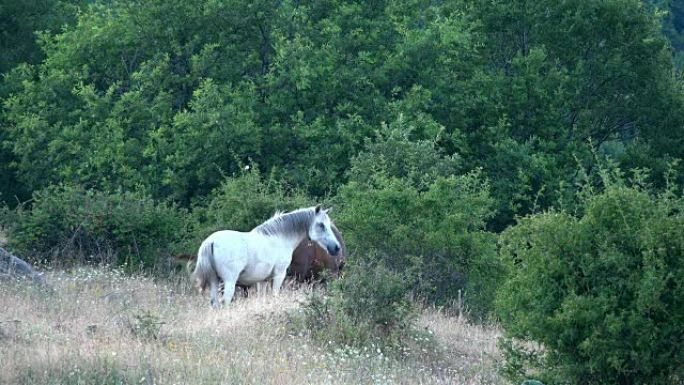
[202,230,251,262]
[205,229,247,242]
[202,230,292,282]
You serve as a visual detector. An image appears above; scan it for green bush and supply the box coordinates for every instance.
[497,179,684,384]
[195,168,313,235]
[336,169,500,315]
[3,185,190,269]
[300,257,423,352]
[334,125,500,314]
[346,118,462,192]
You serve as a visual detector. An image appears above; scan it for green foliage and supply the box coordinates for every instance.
[2,0,683,230]
[300,257,424,352]
[497,175,684,384]
[0,0,82,75]
[156,80,262,201]
[347,115,461,191]
[0,0,83,204]
[646,0,684,69]
[443,0,684,227]
[1,0,479,202]
[195,168,313,236]
[336,131,500,313]
[2,0,286,201]
[2,185,190,269]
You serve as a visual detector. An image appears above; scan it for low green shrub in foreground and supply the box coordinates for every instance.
[497,176,684,384]
[2,184,190,269]
[336,169,501,316]
[299,257,428,354]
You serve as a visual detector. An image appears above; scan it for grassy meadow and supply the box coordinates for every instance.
[0,268,503,385]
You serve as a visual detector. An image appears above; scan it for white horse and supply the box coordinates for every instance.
[193,205,341,308]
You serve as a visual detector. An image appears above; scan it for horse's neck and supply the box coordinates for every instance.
[259,232,308,253]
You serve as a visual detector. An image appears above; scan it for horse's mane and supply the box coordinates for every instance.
[253,207,316,237]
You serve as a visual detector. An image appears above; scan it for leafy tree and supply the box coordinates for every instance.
[260,0,476,195]
[3,0,285,201]
[153,80,262,201]
[0,0,83,203]
[0,0,82,75]
[646,0,684,68]
[451,0,684,228]
[347,113,461,191]
[2,0,683,236]
[3,0,480,202]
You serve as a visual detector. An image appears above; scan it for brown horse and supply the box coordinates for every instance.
[175,224,346,294]
[288,224,346,281]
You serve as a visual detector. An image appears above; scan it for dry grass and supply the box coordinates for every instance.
[0,268,504,385]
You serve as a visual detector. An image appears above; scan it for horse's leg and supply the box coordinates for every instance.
[272,269,287,296]
[217,267,240,305]
[221,281,237,305]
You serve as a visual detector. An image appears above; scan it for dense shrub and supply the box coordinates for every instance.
[2,185,190,269]
[300,257,424,352]
[497,178,684,384]
[336,170,500,315]
[335,128,501,314]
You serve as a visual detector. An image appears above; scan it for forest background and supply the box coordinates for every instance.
[1,1,684,383]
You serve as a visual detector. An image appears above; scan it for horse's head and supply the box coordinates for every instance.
[331,224,346,271]
[308,205,341,256]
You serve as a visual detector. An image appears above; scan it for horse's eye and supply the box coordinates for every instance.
[318,223,325,230]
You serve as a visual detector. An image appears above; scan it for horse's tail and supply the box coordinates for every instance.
[192,241,217,294]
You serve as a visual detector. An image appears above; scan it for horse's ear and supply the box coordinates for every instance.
[324,207,333,214]
[315,204,321,214]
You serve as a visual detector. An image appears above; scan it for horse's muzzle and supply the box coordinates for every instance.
[327,243,340,256]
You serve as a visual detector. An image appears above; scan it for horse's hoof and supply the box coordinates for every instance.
[211,299,220,310]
